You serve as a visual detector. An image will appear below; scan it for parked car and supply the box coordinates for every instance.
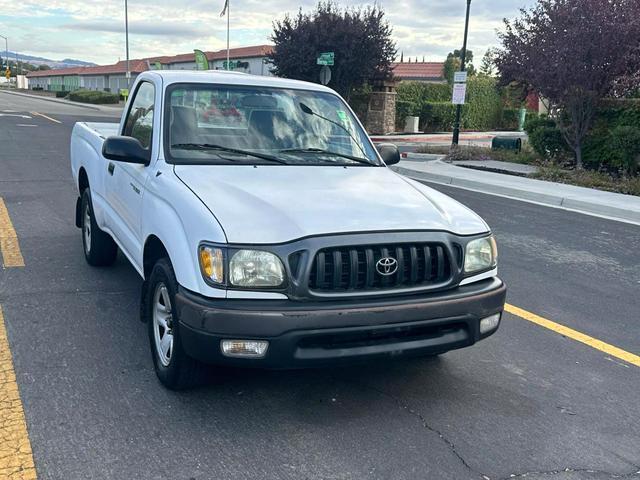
[70,70,506,389]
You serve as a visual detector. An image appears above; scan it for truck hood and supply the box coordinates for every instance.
[174,165,489,244]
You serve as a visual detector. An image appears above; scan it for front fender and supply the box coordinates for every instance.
[141,166,227,298]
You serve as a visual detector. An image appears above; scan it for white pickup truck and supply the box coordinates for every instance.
[71,70,505,389]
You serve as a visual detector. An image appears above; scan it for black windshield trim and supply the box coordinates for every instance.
[162,82,381,166]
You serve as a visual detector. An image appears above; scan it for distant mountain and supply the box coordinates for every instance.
[1,52,96,69]
[60,58,95,66]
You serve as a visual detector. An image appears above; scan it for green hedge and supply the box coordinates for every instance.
[421,102,458,132]
[464,76,503,131]
[584,99,640,173]
[499,108,520,131]
[523,116,571,161]
[396,77,505,132]
[68,89,120,104]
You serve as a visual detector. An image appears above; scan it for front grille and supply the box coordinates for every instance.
[308,243,452,292]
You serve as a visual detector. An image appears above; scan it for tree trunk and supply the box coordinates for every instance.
[575,143,583,170]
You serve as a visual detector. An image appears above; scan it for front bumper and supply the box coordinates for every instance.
[176,277,506,368]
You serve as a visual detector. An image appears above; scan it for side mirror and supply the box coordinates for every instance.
[376,143,401,166]
[102,136,150,165]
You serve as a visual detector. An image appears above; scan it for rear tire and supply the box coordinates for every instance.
[81,188,117,266]
[145,258,208,390]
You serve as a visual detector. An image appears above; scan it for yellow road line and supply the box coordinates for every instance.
[0,198,25,268]
[30,112,61,124]
[0,305,37,479]
[505,303,640,368]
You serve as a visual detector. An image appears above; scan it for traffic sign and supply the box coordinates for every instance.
[452,83,467,105]
[454,71,468,83]
[317,52,335,66]
[319,65,332,85]
[5,68,10,80]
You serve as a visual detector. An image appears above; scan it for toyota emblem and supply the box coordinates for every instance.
[376,257,398,276]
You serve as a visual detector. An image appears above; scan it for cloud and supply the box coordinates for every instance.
[63,20,210,37]
[0,0,537,64]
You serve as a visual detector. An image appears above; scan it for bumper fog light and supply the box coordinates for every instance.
[221,340,269,358]
[479,313,501,335]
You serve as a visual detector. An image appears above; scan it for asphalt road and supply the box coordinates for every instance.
[0,93,639,480]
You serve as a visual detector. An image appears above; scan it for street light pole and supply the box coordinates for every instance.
[125,0,131,88]
[452,0,472,147]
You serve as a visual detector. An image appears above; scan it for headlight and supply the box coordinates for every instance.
[464,236,497,274]
[229,250,285,287]
[199,245,225,284]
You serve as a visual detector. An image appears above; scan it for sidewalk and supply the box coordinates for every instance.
[393,159,640,225]
[371,131,526,146]
[0,89,123,114]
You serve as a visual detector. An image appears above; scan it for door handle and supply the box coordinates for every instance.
[108,162,115,175]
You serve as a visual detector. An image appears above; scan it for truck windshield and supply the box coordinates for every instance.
[164,84,380,166]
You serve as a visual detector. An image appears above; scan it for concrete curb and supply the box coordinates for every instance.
[0,89,116,112]
[392,164,640,225]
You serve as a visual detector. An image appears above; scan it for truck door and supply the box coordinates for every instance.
[105,81,156,261]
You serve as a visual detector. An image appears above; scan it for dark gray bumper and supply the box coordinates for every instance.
[176,277,506,368]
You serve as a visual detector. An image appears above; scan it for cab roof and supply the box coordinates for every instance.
[142,70,336,95]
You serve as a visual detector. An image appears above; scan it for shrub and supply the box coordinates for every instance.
[500,108,520,131]
[68,89,120,104]
[610,126,640,175]
[464,76,502,131]
[528,126,569,160]
[55,91,68,98]
[583,100,640,173]
[396,82,451,127]
[523,115,571,161]
[523,115,555,135]
[421,102,458,132]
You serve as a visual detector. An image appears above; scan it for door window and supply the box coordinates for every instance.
[123,82,155,149]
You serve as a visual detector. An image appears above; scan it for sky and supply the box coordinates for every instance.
[0,0,536,65]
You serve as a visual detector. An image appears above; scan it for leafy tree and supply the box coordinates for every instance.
[479,48,499,77]
[270,1,396,99]
[495,0,640,169]
[443,49,475,84]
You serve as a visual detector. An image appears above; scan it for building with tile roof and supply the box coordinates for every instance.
[26,45,274,92]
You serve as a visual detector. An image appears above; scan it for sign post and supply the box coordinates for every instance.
[319,65,332,85]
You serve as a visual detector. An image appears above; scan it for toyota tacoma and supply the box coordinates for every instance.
[70,70,506,389]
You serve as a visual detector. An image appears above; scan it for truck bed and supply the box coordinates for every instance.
[81,122,120,139]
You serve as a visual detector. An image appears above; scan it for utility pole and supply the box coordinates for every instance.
[226,1,230,69]
[125,0,131,88]
[0,34,8,77]
[452,0,472,147]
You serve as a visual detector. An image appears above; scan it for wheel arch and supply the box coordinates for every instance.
[143,234,171,280]
[75,168,90,228]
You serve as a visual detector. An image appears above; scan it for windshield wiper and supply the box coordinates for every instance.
[171,143,288,164]
[279,147,375,166]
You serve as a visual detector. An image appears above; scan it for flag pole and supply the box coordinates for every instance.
[226,0,230,70]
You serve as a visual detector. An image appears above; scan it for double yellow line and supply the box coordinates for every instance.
[0,198,25,268]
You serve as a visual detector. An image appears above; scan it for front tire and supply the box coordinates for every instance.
[81,188,117,266]
[145,258,207,390]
